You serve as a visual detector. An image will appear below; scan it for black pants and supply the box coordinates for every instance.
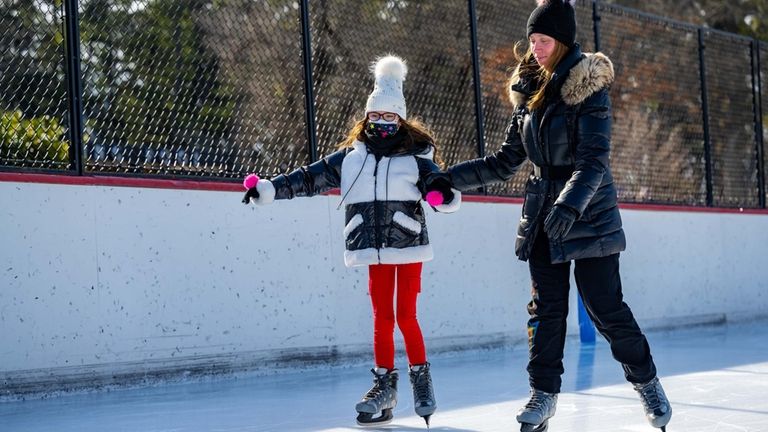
[526,229,657,393]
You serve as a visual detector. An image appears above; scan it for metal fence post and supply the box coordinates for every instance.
[467,0,486,160]
[63,0,85,175]
[752,39,766,209]
[574,0,602,345]
[592,0,601,52]
[698,28,714,206]
[299,0,318,164]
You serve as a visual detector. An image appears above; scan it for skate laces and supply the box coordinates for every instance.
[635,378,665,411]
[364,384,386,401]
[365,369,395,402]
[411,367,433,401]
[524,390,554,412]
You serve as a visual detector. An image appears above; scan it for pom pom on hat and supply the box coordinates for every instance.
[372,55,408,81]
[365,55,408,119]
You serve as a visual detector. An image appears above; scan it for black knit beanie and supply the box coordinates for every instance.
[526,0,577,48]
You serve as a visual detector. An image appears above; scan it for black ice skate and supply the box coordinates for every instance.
[409,362,437,427]
[633,377,671,431]
[516,388,557,432]
[355,368,398,426]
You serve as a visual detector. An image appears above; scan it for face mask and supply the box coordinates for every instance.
[366,120,399,139]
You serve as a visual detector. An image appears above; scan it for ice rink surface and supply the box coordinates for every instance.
[1,320,767,432]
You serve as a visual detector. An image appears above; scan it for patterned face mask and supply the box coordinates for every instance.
[366,120,400,139]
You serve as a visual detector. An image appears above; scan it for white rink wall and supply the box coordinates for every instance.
[1,180,767,396]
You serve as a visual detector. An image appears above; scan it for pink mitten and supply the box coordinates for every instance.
[425,190,444,207]
[243,174,260,189]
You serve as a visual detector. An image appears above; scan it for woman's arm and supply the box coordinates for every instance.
[446,114,528,192]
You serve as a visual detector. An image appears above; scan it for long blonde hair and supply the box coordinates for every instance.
[508,39,570,111]
[337,117,444,168]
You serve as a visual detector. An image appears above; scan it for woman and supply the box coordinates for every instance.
[243,55,460,427]
[426,1,671,431]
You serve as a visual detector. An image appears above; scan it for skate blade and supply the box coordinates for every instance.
[422,414,431,428]
[520,419,548,432]
[356,409,393,427]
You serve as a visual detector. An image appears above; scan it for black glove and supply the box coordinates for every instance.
[241,187,260,205]
[424,172,455,204]
[543,205,578,240]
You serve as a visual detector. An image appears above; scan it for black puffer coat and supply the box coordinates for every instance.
[448,44,625,263]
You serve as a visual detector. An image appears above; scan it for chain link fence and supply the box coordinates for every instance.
[77,0,307,178]
[308,1,478,171]
[596,4,708,206]
[474,0,532,197]
[760,42,767,207]
[703,30,760,208]
[1,0,71,171]
[1,0,766,208]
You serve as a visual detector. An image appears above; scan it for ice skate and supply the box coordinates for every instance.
[355,368,398,426]
[409,362,437,427]
[633,377,671,431]
[516,388,557,432]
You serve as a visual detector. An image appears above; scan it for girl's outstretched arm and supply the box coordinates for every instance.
[245,148,350,204]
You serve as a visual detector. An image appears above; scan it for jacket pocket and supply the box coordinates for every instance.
[516,186,546,261]
[343,214,364,239]
[392,211,422,235]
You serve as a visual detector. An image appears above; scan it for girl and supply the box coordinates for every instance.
[426,1,672,431]
[243,55,460,427]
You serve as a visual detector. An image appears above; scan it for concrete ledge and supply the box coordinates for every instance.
[0,332,522,401]
[5,314,767,400]
[640,313,727,332]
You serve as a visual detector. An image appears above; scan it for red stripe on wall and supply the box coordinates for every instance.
[1,172,767,215]
[0,172,242,192]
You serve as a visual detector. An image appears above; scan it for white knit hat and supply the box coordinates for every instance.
[365,55,408,119]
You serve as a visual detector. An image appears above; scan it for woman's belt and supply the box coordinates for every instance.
[533,164,575,180]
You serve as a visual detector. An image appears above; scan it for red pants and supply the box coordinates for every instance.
[368,262,427,370]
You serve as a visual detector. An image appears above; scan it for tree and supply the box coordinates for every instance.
[0,0,71,170]
[1,110,69,165]
[79,0,237,175]
[606,0,768,41]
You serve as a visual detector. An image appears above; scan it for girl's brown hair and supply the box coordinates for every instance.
[337,117,444,168]
[508,38,569,111]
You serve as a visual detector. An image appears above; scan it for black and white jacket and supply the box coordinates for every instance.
[251,140,461,267]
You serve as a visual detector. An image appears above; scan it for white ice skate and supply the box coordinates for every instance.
[633,377,671,431]
[517,388,557,432]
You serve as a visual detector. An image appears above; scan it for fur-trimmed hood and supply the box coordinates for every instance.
[509,52,614,108]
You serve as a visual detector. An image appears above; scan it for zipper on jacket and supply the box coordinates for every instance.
[538,104,557,165]
[373,158,382,263]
